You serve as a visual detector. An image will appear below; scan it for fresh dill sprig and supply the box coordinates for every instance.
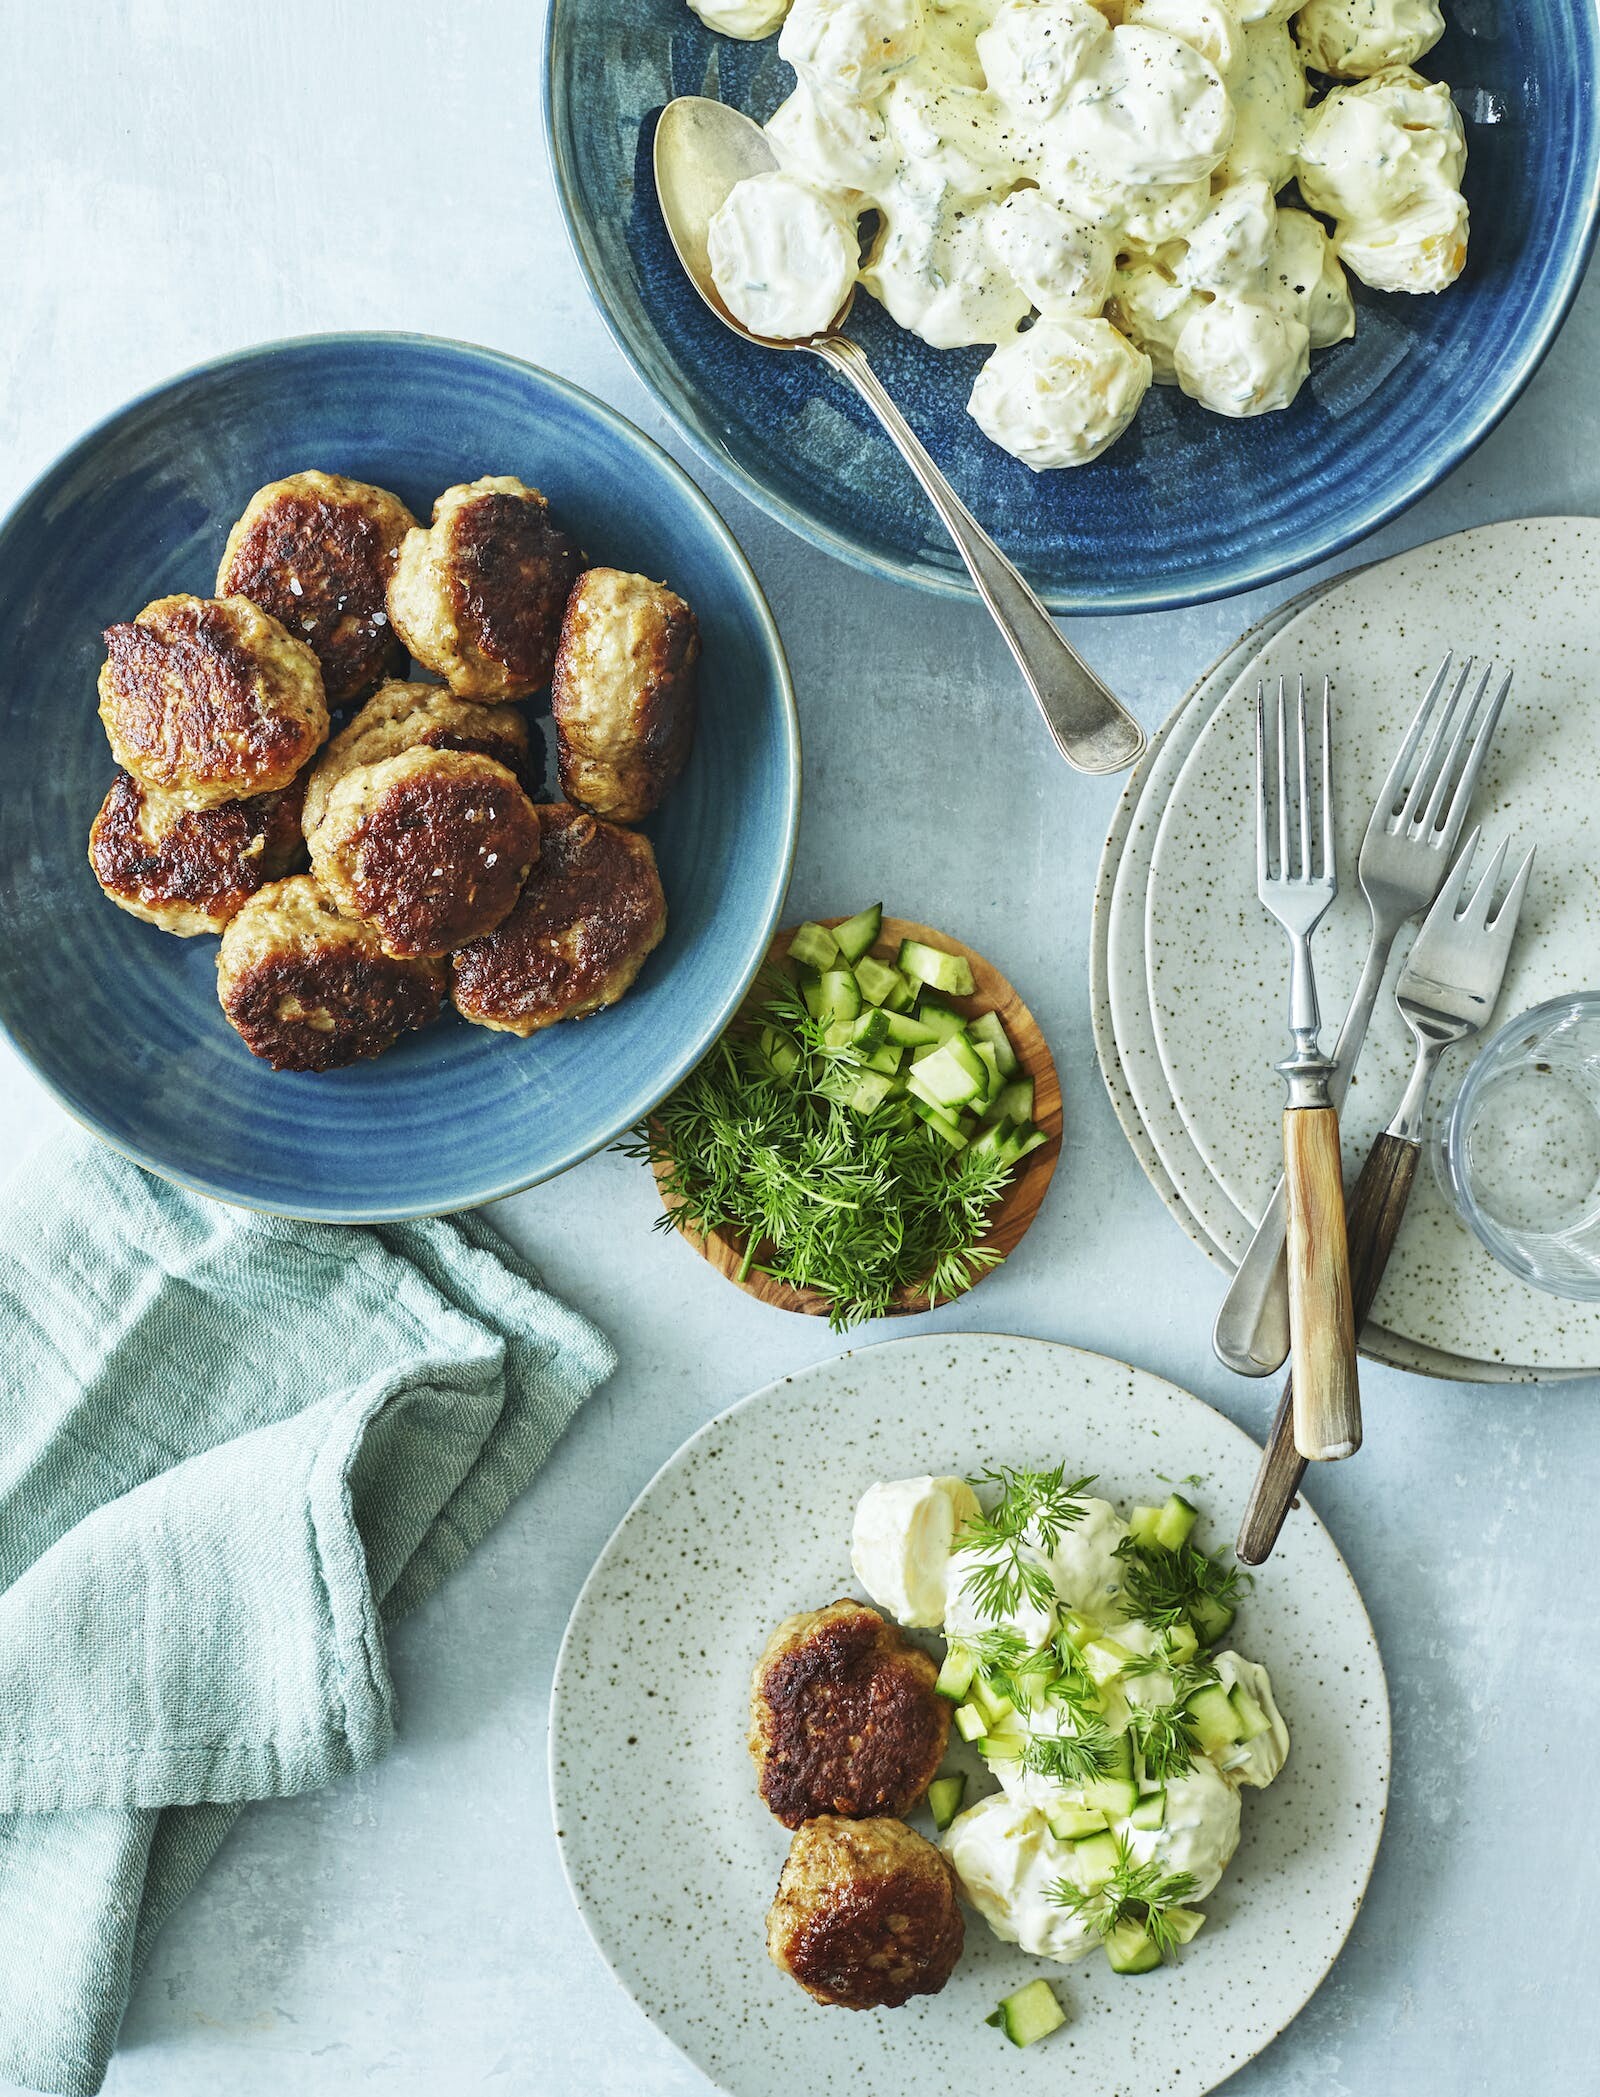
[1018,1722,1120,1787]
[625,966,1014,1332]
[1113,1535,1250,1634]
[1047,1835,1201,1958]
[1122,1671,1216,1783]
[956,1465,1097,1623]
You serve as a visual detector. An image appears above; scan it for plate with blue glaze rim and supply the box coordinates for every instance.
[0,333,800,1221]
[544,0,1600,613]
[551,1332,1389,2097]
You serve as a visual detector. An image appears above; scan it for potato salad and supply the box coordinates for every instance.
[686,0,1468,468]
[849,1467,1288,1974]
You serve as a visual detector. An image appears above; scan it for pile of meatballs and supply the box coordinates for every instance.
[88,469,699,1071]
[750,1598,965,2011]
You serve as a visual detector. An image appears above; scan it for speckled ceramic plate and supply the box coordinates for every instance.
[1145,518,1600,1371]
[550,1334,1389,2097]
[1091,577,1548,1384]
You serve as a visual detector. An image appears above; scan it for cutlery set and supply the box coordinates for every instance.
[1230,656,1533,1562]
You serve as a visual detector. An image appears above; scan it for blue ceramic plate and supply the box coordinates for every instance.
[0,334,799,1221]
[544,0,1600,612]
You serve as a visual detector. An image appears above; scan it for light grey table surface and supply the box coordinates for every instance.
[2,4,1595,2094]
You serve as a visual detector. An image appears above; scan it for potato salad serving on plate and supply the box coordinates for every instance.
[686,0,1468,467]
[854,1466,1288,1999]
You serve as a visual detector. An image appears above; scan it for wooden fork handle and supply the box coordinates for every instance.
[1283,1104,1362,1463]
[1239,1131,1419,1563]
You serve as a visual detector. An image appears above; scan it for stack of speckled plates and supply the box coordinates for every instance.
[1092,517,1600,1384]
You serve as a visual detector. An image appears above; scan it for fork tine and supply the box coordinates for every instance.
[1277,676,1291,882]
[1458,831,1511,927]
[1373,651,1453,824]
[1319,677,1334,883]
[1255,681,1270,888]
[1425,824,1482,926]
[1490,845,1537,943]
[1296,675,1312,881]
[1435,665,1513,852]
[1397,656,1475,827]
[1419,661,1493,836]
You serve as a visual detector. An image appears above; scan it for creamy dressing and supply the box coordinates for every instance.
[695,0,1467,462]
[850,1474,980,1626]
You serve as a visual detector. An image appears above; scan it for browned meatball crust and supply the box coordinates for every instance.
[306,746,540,960]
[551,567,699,823]
[215,472,418,706]
[386,476,582,703]
[767,1816,964,2010]
[88,770,307,936]
[98,594,328,808]
[302,679,536,838]
[450,804,665,1036]
[216,875,444,1071]
[748,1600,950,1829]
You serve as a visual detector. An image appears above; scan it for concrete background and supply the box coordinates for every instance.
[1,3,1595,2091]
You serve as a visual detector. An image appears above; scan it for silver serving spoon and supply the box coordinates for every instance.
[653,96,1147,777]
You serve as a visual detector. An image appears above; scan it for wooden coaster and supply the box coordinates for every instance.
[652,916,1062,1318]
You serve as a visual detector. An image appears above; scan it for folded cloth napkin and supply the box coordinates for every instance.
[0,1133,616,2097]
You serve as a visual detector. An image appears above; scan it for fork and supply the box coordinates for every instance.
[1214,654,1514,1377]
[1236,828,1536,1563]
[1256,675,1362,1463]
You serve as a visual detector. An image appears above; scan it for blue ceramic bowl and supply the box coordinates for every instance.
[0,334,799,1220]
[545,0,1600,612]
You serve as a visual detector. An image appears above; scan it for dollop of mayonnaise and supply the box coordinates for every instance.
[969,316,1152,469]
[849,1474,980,1627]
[1294,0,1445,79]
[1211,1650,1292,1787]
[707,171,860,337]
[941,1793,1102,1962]
[687,0,794,36]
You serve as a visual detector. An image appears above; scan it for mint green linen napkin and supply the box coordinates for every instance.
[0,1133,617,2097]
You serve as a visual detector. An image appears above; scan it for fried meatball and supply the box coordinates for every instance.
[88,770,306,936]
[450,804,665,1035]
[98,594,328,809]
[216,874,444,1071]
[386,475,582,702]
[306,746,539,960]
[767,1816,964,2010]
[215,472,418,706]
[551,567,700,823]
[302,679,536,838]
[748,1600,950,1829]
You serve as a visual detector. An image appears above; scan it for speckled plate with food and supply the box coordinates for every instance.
[550,1333,1389,2097]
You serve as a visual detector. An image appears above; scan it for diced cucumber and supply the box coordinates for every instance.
[913,999,967,1045]
[1004,1124,1049,1165]
[1046,1803,1108,1842]
[909,1041,985,1110]
[786,922,839,971]
[1167,1907,1206,1945]
[967,1119,1013,1165]
[798,967,827,1021]
[1230,1684,1273,1742]
[1127,1504,1163,1548]
[1058,1611,1095,1650]
[971,1039,1005,1106]
[1187,1682,1244,1753]
[910,1096,969,1149]
[985,1978,1065,2050]
[1104,1919,1163,1974]
[1189,1593,1236,1646]
[880,971,915,1013]
[968,1008,1018,1077]
[882,1008,940,1047]
[934,1647,977,1702]
[1130,1788,1167,1831]
[1083,1775,1140,1821]
[954,1702,988,1744]
[756,1026,801,1080]
[1103,1730,1136,1780]
[979,1732,1024,1762]
[1096,1685,1133,1736]
[1073,1831,1122,1889]
[928,1774,966,1831]
[846,1072,897,1116]
[850,1007,889,1052]
[1154,1493,1199,1550]
[1082,1637,1132,1687]
[851,953,903,1008]
[899,937,976,997]
[983,1076,1034,1127]
[832,903,883,965]
[970,1677,1014,1729]
[823,1019,855,1051]
[861,1042,903,1076]
[1162,1620,1200,1666]
[818,970,860,1026]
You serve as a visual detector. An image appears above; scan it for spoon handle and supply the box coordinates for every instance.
[811,335,1146,776]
